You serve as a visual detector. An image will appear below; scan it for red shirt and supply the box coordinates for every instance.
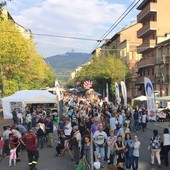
[22,132,38,151]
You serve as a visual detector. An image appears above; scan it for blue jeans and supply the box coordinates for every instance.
[96,146,105,166]
[38,136,44,149]
[125,154,132,169]
[132,156,139,170]
[134,120,139,131]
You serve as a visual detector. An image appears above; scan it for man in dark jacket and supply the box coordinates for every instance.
[21,130,39,170]
[45,115,54,147]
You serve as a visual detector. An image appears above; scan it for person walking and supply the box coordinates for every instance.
[162,128,170,166]
[132,135,140,170]
[45,115,54,147]
[124,133,133,170]
[149,129,161,167]
[93,124,108,168]
[21,129,39,170]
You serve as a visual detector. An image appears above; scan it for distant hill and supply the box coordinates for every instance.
[45,52,92,84]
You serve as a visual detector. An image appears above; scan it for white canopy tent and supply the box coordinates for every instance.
[156,96,170,101]
[2,90,56,119]
[133,95,147,101]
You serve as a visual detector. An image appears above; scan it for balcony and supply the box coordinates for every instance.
[137,39,156,53]
[137,21,157,38]
[137,2,157,23]
[163,55,170,64]
[137,57,155,69]
[136,75,155,84]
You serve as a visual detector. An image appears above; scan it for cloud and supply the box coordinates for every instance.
[7,0,131,57]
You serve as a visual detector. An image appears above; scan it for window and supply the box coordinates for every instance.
[167,47,169,56]
[152,68,154,75]
[143,70,145,76]
[148,69,150,75]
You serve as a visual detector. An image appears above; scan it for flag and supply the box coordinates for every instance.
[106,83,109,101]
[83,81,93,89]
[144,77,156,121]
[121,81,127,106]
[115,82,121,105]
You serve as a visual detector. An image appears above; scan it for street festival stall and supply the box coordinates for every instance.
[155,96,170,121]
[131,95,147,108]
[2,90,56,119]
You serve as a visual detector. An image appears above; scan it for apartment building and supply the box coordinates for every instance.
[155,33,170,96]
[136,0,170,95]
[92,23,142,98]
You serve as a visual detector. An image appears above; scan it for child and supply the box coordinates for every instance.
[9,147,17,166]
[0,132,3,156]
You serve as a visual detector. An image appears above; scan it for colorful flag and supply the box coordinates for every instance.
[83,81,93,89]
[115,82,121,105]
[121,81,127,106]
[144,77,156,121]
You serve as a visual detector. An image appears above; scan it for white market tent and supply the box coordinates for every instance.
[133,95,147,101]
[2,90,56,119]
[156,96,170,101]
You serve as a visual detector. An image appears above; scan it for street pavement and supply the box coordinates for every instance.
[0,119,170,170]
[0,119,75,170]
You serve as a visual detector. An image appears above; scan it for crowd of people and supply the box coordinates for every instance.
[0,93,170,170]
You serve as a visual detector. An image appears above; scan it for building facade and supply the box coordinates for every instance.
[155,34,170,96]
[93,23,142,98]
[136,0,170,95]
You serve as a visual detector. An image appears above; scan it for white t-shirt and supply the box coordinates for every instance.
[93,131,107,145]
[133,141,140,157]
[118,115,123,126]
[73,131,81,148]
[163,134,170,146]
[142,114,147,123]
[64,122,72,136]
[110,117,117,130]
[3,130,12,140]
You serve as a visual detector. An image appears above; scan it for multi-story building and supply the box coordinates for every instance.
[92,23,142,98]
[136,0,170,95]
[155,33,170,96]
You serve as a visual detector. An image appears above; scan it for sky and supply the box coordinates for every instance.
[5,0,142,58]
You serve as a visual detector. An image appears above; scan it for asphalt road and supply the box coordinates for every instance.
[0,119,75,170]
[0,119,170,170]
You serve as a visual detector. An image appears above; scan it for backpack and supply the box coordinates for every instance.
[150,136,160,149]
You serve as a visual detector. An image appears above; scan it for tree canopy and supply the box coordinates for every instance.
[66,53,129,94]
[0,20,56,96]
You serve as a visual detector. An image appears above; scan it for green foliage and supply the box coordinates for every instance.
[0,20,56,96]
[67,53,129,94]
[0,1,6,8]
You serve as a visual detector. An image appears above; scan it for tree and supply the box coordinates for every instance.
[0,0,11,8]
[67,53,129,94]
[0,20,56,96]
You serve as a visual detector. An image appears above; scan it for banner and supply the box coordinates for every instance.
[144,77,156,121]
[121,81,127,107]
[55,80,61,101]
[115,82,121,105]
